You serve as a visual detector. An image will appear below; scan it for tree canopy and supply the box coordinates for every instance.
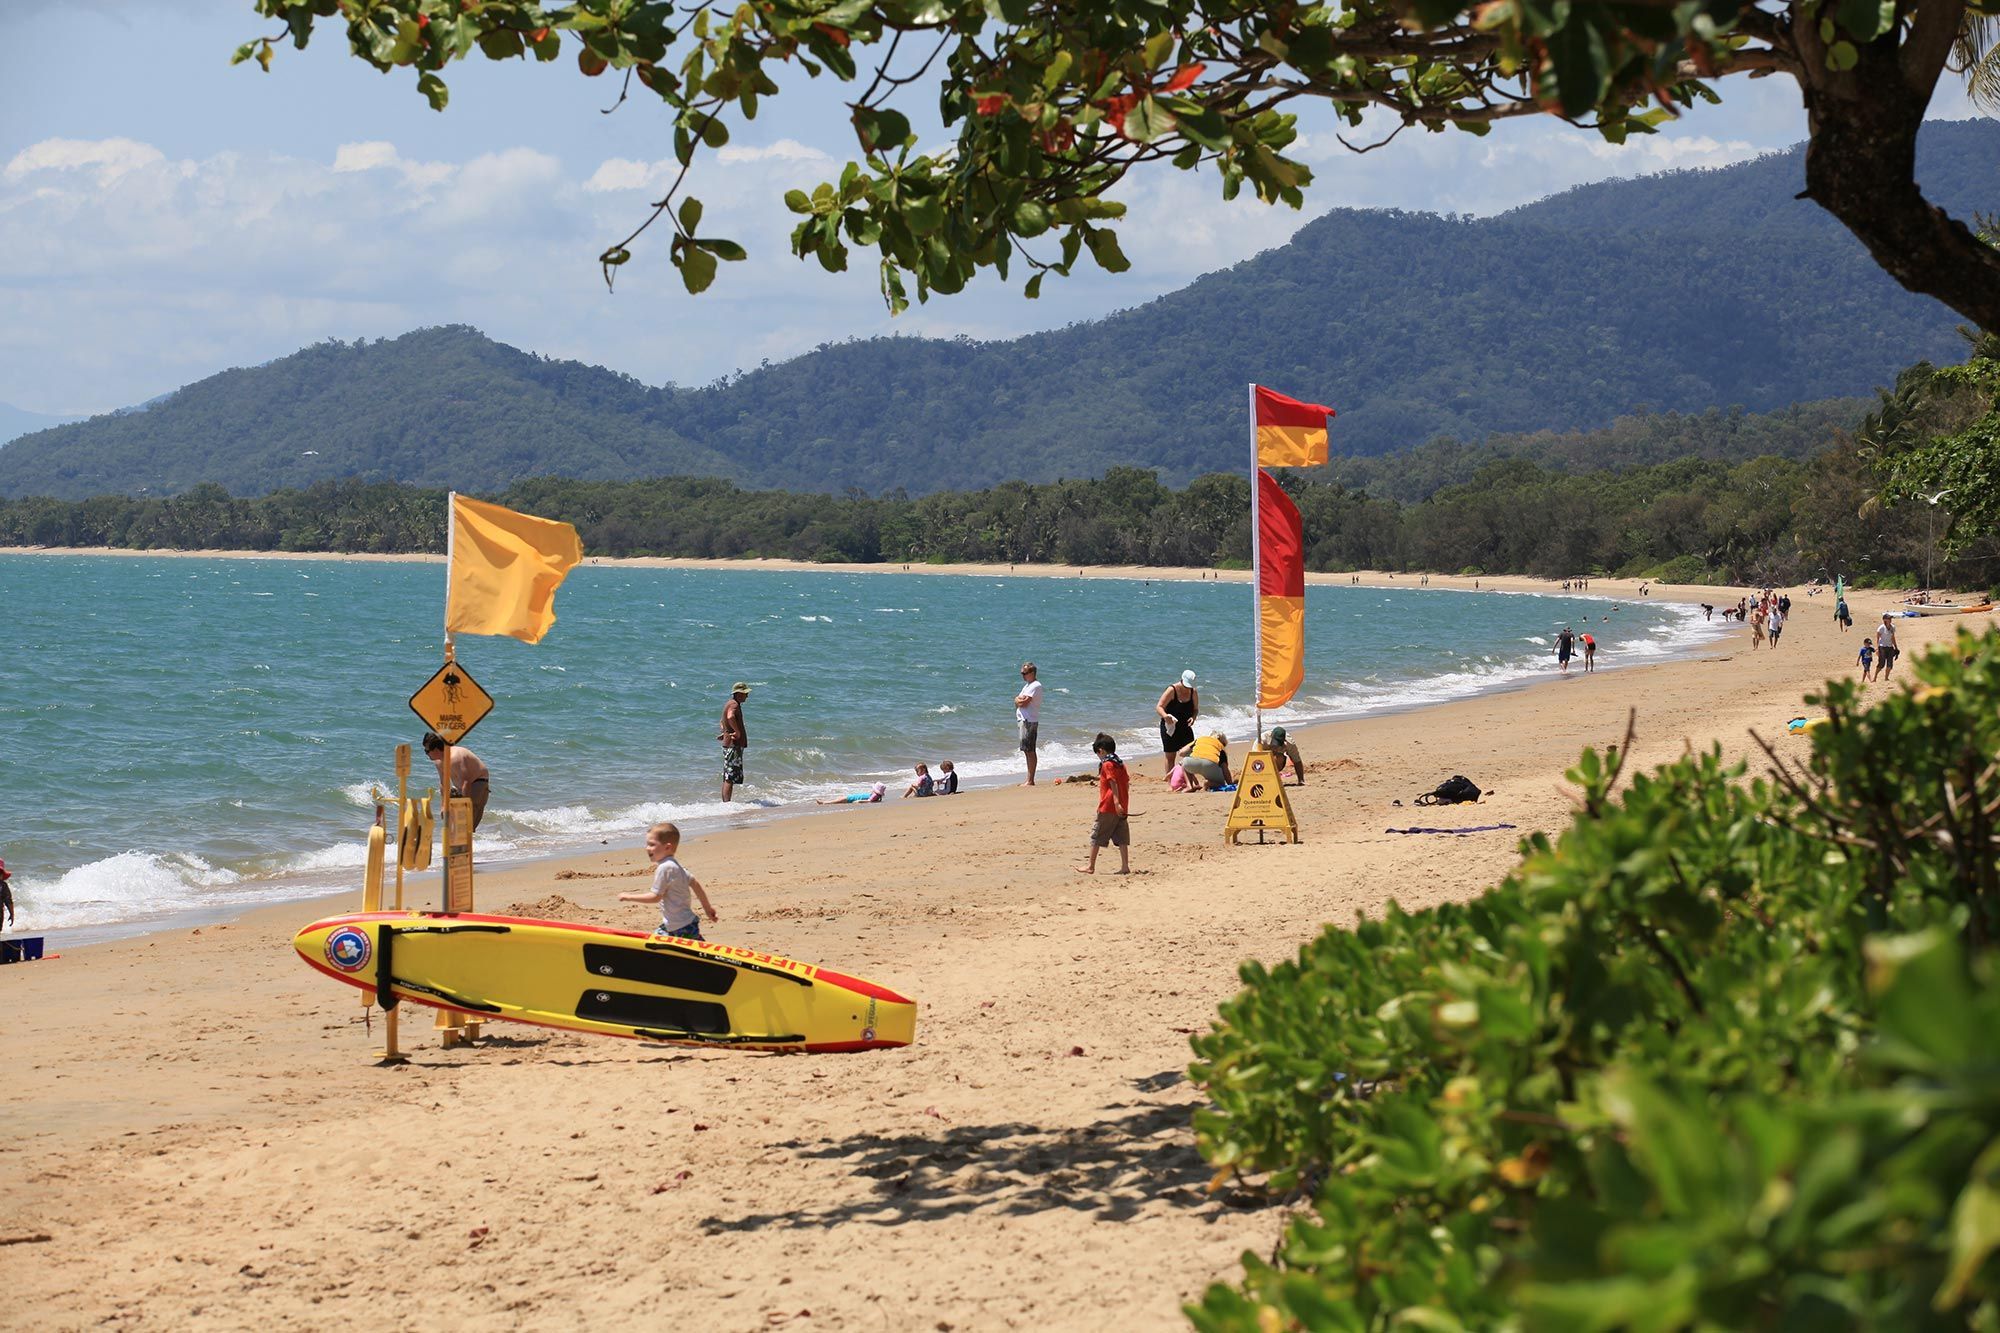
[242,0,2000,329]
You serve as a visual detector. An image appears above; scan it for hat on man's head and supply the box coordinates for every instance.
[1269,726,1287,745]
[731,681,752,694]
[1180,670,1197,688]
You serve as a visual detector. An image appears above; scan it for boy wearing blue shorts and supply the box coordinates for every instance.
[619,821,719,940]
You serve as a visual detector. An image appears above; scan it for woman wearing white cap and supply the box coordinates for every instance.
[1156,670,1200,778]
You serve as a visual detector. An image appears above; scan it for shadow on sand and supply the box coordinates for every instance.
[702,1074,1270,1232]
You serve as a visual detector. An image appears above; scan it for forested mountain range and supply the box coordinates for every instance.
[0,402,81,447]
[0,120,1988,501]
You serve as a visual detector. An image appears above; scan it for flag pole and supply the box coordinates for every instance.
[1248,383,1262,749]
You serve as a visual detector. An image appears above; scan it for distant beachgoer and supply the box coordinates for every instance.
[1857,640,1876,677]
[719,682,751,802]
[0,858,13,930]
[1835,599,1852,631]
[1178,732,1232,790]
[1555,626,1576,673]
[1768,605,1787,647]
[1075,733,1131,875]
[1581,633,1597,672]
[935,761,959,795]
[422,732,490,830]
[904,763,936,798]
[1156,670,1199,778]
[1701,604,1714,622]
[1750,607,1767,648]
[817,782,887,805]
[1264,726,1306,785]
[1014,662,1043,786]
[618,821,718,941]
[1875,615,1900,678]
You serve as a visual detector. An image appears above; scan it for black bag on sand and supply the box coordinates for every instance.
[1415,775,1482,806]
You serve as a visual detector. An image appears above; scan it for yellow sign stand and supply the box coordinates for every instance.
[408,658,494,744]
[1224,748,1299,844]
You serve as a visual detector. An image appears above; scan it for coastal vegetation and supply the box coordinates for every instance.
[1187,627,2000,1328]
[4,403,1994,589]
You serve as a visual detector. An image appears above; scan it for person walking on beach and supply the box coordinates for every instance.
[1156,670,1199,778]
[1014,662,1043,786]
[1555,626,1576,673]
[719,682,750,802]
[1075,733,1130,875]
[1875,615,1900,679]
[422,732,490,831]
[1768,604,1787,647]
[619,821,718,941]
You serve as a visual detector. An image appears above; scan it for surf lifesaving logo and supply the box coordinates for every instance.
[325,926,372,973]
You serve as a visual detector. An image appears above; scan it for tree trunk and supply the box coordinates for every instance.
[1793,2,2000,333]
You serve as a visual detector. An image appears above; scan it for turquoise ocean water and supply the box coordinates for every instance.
[1,555,1721,941]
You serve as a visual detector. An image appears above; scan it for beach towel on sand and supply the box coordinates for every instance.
[1386,824,1518,836]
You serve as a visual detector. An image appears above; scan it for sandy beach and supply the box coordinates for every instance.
[5,564,1990,1330]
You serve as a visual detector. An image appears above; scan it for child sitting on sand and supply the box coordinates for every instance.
[817,782,887,805]
[618,821,719,941]
[904,763,936,798]
[1075,733,1130,875]
[935,760,959,795]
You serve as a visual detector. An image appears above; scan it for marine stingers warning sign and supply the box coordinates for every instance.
[409,659,494,745]
[1224,747,1299,844]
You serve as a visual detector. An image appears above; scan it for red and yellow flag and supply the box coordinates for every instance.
[446,494,585,644]
[1257,468,1305,708]
[1254,385,1336,468]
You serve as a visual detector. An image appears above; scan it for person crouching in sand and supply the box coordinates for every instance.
[619,822,718,941]
[1076,733,1130,875]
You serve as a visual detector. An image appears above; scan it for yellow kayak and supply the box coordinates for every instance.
[295,912,916,1052]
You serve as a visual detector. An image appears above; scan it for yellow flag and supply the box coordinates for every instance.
[446,495,584,644]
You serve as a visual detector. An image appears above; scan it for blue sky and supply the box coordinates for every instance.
[0,1,1978,417]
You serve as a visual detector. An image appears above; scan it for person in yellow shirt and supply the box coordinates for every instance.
[1177,732,1232,790]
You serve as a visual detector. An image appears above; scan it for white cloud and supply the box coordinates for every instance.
[5,137,165,184]
[715,138,830,165]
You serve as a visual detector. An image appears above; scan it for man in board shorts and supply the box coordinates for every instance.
[1014,662,1043,786]
[1875,616,1900,679]
[1555,626,1576,673]
[719,682,750,801]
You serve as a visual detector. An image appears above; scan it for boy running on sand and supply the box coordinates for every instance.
[1075,733,1131,875]
[619,822,719,940]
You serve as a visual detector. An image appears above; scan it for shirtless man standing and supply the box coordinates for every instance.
[422,732,491,830]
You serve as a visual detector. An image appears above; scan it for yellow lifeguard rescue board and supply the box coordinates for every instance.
[295,912,915,1053]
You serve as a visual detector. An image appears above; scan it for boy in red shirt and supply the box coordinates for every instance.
[1076,732,1131,875]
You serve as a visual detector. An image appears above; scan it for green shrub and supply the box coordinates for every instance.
[1188,629,2000,1329]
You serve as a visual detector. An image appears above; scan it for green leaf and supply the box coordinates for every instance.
[1122,96,1178,144]
[783,189,813,214]
[696,237,747,262]
[1143,30,1175,71]
[1012,199,1050,237]
[416,72,449,112]
[1827,40,1860,70]
[1084,227,1129,274]
[678,197,704,235]
[853,107,911,152]
[678,244,718,294]
[700,117,729,149]
[1023,271,1044,299]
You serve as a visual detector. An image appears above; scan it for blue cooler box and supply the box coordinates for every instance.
[0,937,44,964]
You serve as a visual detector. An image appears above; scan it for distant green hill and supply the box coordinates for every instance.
[0,120,1987,500]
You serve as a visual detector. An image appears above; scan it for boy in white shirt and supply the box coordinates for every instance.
[619,822,719,941]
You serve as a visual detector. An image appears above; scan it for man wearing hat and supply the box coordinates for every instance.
[1014,662,1043,786]
[719,681,751,802]
[1264,726,1307,786]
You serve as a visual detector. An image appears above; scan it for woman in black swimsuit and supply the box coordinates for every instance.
[1156,670,1199,778]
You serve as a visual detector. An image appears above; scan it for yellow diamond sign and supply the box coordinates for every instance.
[409,660,494,744]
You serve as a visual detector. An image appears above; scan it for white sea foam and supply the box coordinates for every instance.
[16,851,247,931]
